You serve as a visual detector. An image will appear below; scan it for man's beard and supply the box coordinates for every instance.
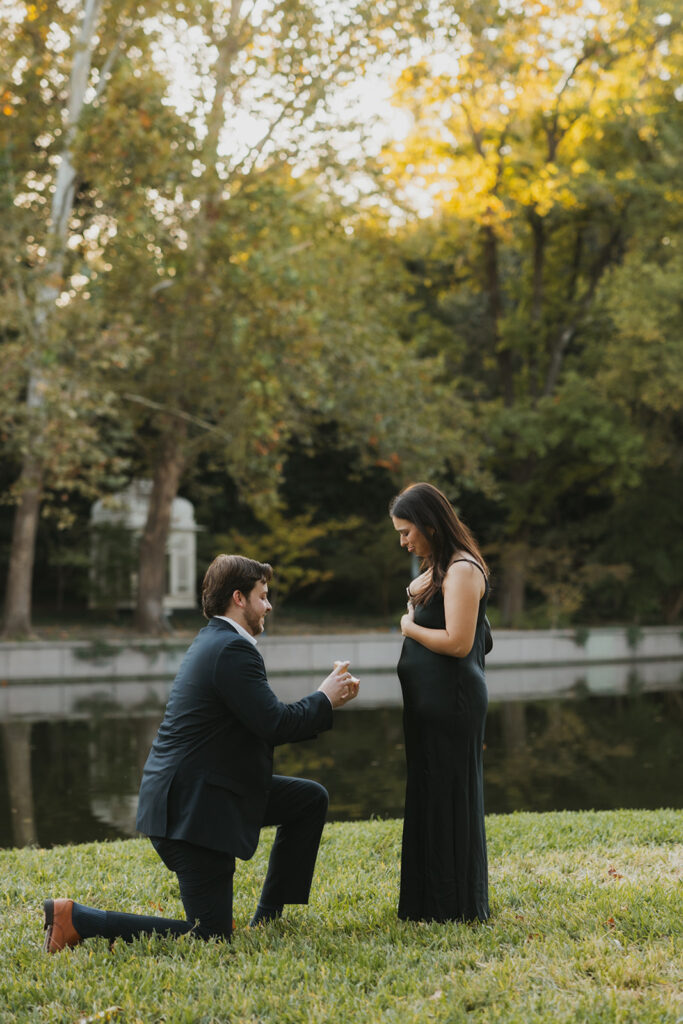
[244,607,265,636]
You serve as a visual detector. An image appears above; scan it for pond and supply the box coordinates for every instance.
[1,664,681,848]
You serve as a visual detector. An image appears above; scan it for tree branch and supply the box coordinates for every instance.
[91,26,128,103]
[462,101,485,160]
[543,222,624,395]
[121,392,233,442]
[226,100,292,178]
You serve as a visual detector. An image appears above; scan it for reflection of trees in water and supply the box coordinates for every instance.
[27,712,163,847]
[1,722,36,847]
[29,721,125,845]
[484,691,683,813]
[2,688,681,847]
[274,708,407,821]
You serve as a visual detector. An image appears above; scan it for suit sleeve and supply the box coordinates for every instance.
[213,639,333,743]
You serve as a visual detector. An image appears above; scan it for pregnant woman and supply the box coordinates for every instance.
[390,482,490,923]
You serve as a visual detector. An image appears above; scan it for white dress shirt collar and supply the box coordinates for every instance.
[213,615,258,646]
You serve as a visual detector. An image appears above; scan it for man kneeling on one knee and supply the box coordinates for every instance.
[43,554,359,951]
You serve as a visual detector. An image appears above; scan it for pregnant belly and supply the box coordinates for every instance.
[398,639,487,729]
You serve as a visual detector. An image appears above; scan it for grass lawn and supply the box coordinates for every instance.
[1,810,681,1023]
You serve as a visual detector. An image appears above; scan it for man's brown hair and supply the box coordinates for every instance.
[201,554,273,619]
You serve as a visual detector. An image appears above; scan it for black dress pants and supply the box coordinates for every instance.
[77,775,328,943]
[259,774,329,907]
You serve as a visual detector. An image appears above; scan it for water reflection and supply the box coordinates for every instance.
[2,721,36,846]
[1,666,681,848]
[484,687,683,813]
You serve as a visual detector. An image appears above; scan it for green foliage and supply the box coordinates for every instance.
[318,518,410,616]
[572,626,590,648]
[590,468,683,624]
[214,509,362,607]
[382,0,683,623]
[1,811,681,1022]
[1,0,681,629]
[88,523,139,610]
[625,625,643,651]
[1,0,456,633]
[71,638,120,664]
[0,0,165,524]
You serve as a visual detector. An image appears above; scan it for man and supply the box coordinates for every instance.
[43,554,359,952]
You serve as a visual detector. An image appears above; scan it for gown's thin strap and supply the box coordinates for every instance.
[449,558,488,584]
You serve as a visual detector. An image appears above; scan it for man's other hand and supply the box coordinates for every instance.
[318,660,360,709]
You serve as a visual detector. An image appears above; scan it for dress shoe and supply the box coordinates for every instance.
[43,898,83,953]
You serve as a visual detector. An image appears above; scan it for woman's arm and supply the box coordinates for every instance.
[400,561,484,657]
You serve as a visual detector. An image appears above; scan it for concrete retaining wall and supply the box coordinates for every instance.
[264,626,683,673]
[0,626,680,682]
[0,628,680,718]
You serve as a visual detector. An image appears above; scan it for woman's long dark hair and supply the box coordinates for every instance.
[389,482,488,604]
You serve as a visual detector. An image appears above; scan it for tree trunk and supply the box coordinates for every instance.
[3,0,104,637]
[482,224,513,406]
[530,211,545,327]
[665,588,683,624]
[134,426,187,634]
[499,541,528,626]
[1,457,43,637]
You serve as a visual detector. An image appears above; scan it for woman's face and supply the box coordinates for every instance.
[391,515,432,559]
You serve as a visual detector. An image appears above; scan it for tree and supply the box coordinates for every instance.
[383,0,682,622]
[100,159,461,630]
[2,0,102,635]
[588,207,683,622]
[83,0,457,634]
[0,0,181,635]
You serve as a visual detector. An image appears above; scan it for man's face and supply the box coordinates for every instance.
[242,580,272,636]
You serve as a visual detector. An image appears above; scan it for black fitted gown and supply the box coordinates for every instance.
[397,562,490,923]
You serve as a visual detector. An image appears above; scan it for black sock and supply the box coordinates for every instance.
[71,903,106,939]
[250,902,283,926]
[71,902,192,942]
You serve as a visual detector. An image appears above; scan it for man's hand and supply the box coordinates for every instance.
[318,659,360,709]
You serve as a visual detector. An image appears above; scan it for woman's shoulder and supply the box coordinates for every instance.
[444,554,487,592]
[447,551,486,572]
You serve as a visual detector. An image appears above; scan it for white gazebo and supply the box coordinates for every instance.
[90,480,201,610]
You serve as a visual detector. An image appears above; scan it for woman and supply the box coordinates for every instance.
[390,482,490,923]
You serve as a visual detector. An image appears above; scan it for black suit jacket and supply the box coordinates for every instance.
[135,618,333,858]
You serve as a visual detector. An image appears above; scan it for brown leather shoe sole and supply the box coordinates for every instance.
[43,898,82,953]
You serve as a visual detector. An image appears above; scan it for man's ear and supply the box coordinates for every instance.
[232,589,245,608]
